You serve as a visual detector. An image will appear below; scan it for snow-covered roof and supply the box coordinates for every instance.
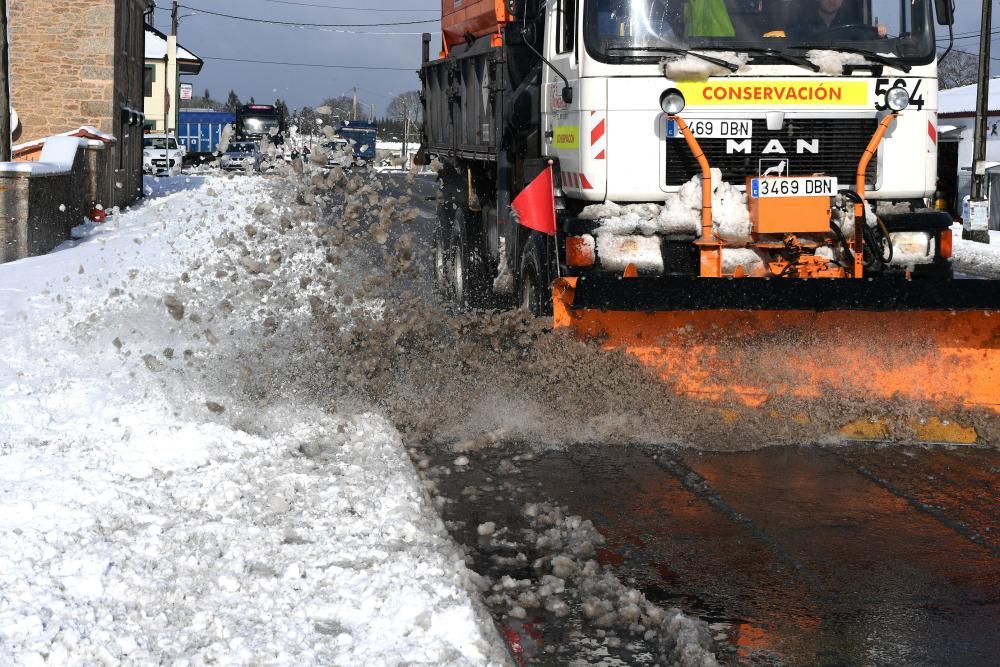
[144,25,203,74]
[939,77,1000,117]
[0,136,85,176]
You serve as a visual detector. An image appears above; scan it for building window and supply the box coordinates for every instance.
[144,66,155,97]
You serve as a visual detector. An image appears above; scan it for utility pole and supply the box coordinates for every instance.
[352,87,357,120]
[162,1,180,172]
[0,0,13,162]
[967,0,993,243]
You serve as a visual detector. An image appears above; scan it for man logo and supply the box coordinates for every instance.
[725,139,820,155]
[760,159,788,177]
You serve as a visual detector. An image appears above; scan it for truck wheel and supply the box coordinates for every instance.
[450,225,497,310]
[450,208,497,310]
[519,234,552,317]
[433,224,452,297]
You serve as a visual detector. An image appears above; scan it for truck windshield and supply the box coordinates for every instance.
[584,0,935,66]
[144,138,177,150]
[240,117,280,135]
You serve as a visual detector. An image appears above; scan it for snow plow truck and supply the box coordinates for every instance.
[417,0,999,445]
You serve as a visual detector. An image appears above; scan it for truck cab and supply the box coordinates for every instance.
[421,0,957,311]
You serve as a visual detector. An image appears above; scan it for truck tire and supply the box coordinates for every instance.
[519,233,552,317]
[433,222,452,298]
[450,217,497,310]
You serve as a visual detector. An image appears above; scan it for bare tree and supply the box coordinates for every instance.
[938,50,980,89]
[387,91,422,167]
[387,91,422,126]
[318,94,364,123]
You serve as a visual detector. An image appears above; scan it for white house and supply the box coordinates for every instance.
[143,25,203,134]
[938,77,1000,214]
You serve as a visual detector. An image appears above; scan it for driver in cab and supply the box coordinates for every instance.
[794,0,887,37]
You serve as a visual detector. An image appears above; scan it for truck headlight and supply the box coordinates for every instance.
[887,86,910,112]
[660,89,686,115]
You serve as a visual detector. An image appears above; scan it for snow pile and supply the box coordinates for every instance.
[663,52,748,81]
[0,173,510,666]
[596,234,664,273]
[482,503,719,667]
[806,50,869,75]
[580,170,751,243]
[951,224,1000,279]
[831,194,877,238]
[721,248,765,275]
[889,231,936,267]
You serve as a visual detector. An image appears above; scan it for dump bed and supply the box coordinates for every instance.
[441,0,511,50]
[177,110,236,156]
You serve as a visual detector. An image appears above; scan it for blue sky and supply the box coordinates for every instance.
[150,0,438,116]
[150,0,995,117]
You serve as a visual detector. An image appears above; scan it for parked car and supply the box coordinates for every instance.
[219,141,261,172]
[143,134,183,174]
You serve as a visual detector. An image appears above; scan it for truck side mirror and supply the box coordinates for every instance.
[934,0,954,25]
[562,87,574,104]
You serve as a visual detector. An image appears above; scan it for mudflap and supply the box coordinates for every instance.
[551,277,1000,445]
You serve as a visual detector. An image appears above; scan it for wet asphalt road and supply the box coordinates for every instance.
[382,172,1000,665]
[421,443,1000,666]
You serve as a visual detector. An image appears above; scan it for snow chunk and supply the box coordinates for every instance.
[806,50,869,75]
[596,235,664,273]
[583,170,751,244]
[722,248,765,275]
[663,52,748,81]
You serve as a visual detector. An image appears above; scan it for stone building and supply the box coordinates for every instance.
[8,0,154,207]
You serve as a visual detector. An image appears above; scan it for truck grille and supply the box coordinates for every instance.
[664,118,878,186]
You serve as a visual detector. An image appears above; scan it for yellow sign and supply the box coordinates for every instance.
[677,80,869,107]
[553,125,579,149]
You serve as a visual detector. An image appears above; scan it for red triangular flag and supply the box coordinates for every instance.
[512,166,556,236]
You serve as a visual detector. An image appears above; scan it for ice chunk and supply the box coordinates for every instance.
[806,50,868,75]
[663,52,748,81]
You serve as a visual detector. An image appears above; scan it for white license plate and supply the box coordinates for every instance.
[666,118,752,140]
[750,177,838,198]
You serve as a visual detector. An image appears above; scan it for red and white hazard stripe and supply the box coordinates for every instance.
[560,171,594,190]
[590,110,606,161]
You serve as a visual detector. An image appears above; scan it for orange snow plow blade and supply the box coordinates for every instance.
[552,278,1000,445]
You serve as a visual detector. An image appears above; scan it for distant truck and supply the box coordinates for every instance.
[236,104,286,144]
[177,110,236,164]
[338,120,377,163]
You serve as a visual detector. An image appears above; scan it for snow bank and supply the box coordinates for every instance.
[0,174,511,666]
[484,503,719,667]
[951,224,1000,279]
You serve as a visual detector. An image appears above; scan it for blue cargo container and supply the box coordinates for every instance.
[340,120,377,162]
[178,110,236,161]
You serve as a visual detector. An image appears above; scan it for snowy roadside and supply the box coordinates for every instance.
[0,174,511,665]
[951,224,1000,279]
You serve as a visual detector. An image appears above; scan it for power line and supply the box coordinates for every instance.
[176,4,436,27]
[255,0,436,11]
[201,55,417,71]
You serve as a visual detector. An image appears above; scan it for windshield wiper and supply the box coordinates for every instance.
[787,45,911,73]
[606,46,740,72]
[740,47,819,72]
